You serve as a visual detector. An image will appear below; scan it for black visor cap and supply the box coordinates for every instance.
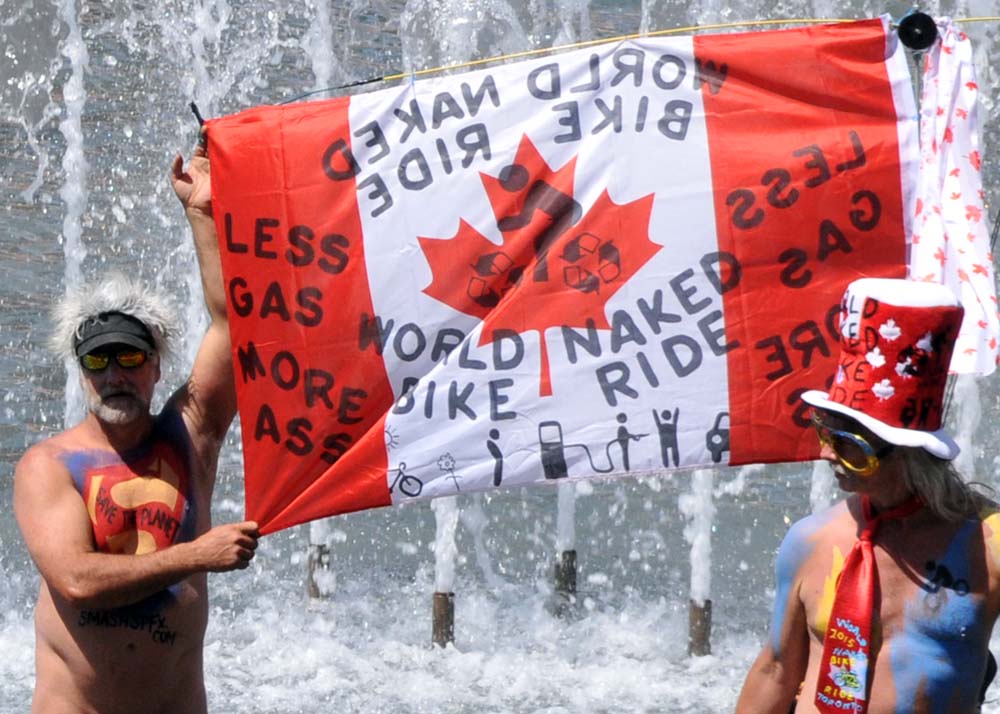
[74,312,156,357]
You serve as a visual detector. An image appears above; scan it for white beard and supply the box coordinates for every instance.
[84,387,149,425]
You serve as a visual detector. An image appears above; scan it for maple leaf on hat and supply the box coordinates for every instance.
[866,347,886,368]
[879,319,902,341]
[873,378,895,400]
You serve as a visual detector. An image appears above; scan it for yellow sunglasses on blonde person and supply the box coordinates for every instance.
[811,411,895,476]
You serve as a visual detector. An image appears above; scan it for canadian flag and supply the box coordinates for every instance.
[209,17,922,534]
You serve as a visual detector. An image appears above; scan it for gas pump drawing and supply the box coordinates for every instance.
[538,421,569,479]
[538,418,639,478]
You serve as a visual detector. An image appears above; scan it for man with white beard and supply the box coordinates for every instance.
[13,141,258,714]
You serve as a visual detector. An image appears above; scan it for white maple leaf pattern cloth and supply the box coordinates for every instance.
[910,18,998,376]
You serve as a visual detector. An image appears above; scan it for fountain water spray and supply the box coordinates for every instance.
[680,468,714,655]
[431,495,459,645]
[55,0,90,429]
[4,3,1000,711]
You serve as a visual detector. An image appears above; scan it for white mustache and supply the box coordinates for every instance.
[101,387,138,400]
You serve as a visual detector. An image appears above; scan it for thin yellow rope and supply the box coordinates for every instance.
[379,16,998,85]
[382,18,855,82]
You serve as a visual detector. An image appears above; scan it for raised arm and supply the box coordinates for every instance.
[169,140,236,448]
[14,445,258,611]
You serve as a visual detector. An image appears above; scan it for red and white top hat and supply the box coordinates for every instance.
[802,278,963,460]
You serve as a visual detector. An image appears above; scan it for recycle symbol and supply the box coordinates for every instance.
[467,251,524,308]
[418,133,661,397]
[560,232,621,294]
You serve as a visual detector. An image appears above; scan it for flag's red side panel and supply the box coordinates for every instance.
[207,99,393,533]
[696,20,908,464]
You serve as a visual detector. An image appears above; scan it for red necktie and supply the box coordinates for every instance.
[814,495,923,713]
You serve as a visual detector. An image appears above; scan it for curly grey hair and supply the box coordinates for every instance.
[50,273,179,363]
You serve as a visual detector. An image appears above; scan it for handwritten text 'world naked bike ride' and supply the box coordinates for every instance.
[218,46,888,468]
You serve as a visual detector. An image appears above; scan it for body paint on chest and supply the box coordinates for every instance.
[62,414,197,554]
[58,412,199,616]
[81,444,191,554]
[770,506,837,654]
[890,518,987,713]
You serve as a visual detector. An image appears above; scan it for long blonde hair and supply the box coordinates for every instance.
[901,447,992,521]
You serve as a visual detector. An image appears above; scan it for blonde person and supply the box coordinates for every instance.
[738,278,998,713]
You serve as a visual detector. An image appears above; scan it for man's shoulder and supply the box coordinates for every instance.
[153,403,189,436]
[13,429,92,501]
[16,427,83,476]
[786,499,852,540]
[773,501,851,575]
[151,405,197,457]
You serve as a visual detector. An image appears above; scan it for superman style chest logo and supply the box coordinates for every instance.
[81,445,192,554]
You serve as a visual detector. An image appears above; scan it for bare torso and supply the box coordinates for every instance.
[788,499,1000,713]
[32,576,209,714]
[27,409,215,714]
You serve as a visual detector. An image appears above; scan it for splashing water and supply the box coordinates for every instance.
[432,495,460,592]
[2,1,1000,712]
[680,469,714,606]
[556,481,577,552]
[55,0,89,428]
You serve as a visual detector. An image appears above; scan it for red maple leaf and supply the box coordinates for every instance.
[943,127,954,144]
[970,150,982,171]
[419,135,659,396]
[974,263,990,276]
[956,108,968,120]
[934,247,947,266]
[966,205,983,222]
[966,81,979,91]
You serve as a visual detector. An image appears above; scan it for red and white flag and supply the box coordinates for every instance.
[209,17,921,534]
[911,18,998,375]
